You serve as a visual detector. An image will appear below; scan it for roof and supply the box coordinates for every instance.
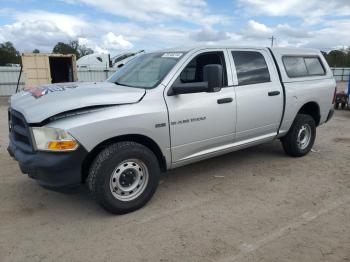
[156,45,321,55]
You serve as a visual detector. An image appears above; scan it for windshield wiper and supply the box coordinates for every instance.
[114,81,131,87]
[114,81,144,89]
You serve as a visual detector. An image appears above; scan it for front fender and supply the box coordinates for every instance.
[46,101,171,167]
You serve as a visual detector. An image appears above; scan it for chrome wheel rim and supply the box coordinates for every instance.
[110,159,149,201]
[297,124,311,150]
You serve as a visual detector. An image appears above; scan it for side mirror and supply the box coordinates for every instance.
[168,63,223,96]
[203,64,223,89]
[169,82,209,96]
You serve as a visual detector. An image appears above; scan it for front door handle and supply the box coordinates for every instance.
[268,91,280,96]
[217,97,233,104]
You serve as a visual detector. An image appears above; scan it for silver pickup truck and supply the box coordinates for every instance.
[8,46,336,214]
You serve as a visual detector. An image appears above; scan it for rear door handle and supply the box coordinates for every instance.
[217,97,233,104]
[268,91,280,96]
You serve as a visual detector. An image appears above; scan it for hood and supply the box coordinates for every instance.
[10,82,145,123]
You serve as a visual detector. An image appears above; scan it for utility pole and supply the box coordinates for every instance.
[268,36,276,47]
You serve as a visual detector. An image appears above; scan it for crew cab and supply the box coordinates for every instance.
[8,46,336,214]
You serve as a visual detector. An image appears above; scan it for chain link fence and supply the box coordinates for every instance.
[330,67,350,82]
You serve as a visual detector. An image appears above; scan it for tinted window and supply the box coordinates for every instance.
[180,58,196,82]
[283,57,308,77]
[304,57,325,75]
[231,51,270,85]
[283,56,325,77]
[179,52,227,86]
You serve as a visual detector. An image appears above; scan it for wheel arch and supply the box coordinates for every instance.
[297,101,321,126]
[81,134,167,183]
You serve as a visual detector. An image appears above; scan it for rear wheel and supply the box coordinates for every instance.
[87,141,160,214]
[281,114,316,157]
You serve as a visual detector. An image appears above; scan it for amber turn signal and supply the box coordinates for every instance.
[47,140,78,151]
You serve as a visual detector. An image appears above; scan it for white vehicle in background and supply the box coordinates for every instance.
[5,63,21,67]
[77,53,110,70]
[77,50,145,70]
[112,50,145,69]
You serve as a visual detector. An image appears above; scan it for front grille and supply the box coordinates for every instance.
[8,109,34,153]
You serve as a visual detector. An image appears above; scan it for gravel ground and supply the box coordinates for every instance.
[0,95,349,262]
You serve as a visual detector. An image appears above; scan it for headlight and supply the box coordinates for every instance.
[32,127,78,152]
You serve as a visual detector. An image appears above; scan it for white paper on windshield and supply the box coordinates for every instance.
[162,53,183,58]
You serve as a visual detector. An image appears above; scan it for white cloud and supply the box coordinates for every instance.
[245,20,273,37]
[64,0,229,26]
[102,32,134,50]
[236,19,350,50]
[0,20,72,51]
[191,27,231,42]
[0,1,349,55]
[13,10,88,37]
[275,24,311,38]
[0,10,136,54]
[303,19,350,50]
[238,0,350,23]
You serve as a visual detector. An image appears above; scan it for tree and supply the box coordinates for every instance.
[32,49,40,53]
[52,40,93,59]
[52,41,79,58]
[78,45,94,57]
[0,41,20,66]
[323,48,350,67]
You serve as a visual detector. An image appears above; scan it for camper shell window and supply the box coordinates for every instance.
[282,56,325,78]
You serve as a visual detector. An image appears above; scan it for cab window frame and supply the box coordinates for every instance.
[231,50,271,86]
[177,51,229,88]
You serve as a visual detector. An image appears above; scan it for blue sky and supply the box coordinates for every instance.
[0,0,349,54]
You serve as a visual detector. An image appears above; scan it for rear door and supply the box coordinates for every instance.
[228,48,283,141]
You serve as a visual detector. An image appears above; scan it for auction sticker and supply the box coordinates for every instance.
[162,53,183,58]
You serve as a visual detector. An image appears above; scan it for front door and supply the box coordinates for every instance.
[164,50,236,163]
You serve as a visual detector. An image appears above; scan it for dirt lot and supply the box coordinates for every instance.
[0,96,349,262]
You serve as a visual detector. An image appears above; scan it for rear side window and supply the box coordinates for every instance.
[231,51,270,86]
[304,57,325,75]
[283,56,325,78]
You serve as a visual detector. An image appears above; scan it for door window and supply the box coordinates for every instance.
[179,52,227,86]
[231,51,271,86]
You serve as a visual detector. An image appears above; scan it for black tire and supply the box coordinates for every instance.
[281,114,316,157]
[87,141,160,214]
[341,103,346,110]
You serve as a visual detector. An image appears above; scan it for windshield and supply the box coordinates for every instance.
[107,52,184,89]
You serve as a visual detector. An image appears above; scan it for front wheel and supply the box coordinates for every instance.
[87,142,161,214]
[281,114,316,157]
